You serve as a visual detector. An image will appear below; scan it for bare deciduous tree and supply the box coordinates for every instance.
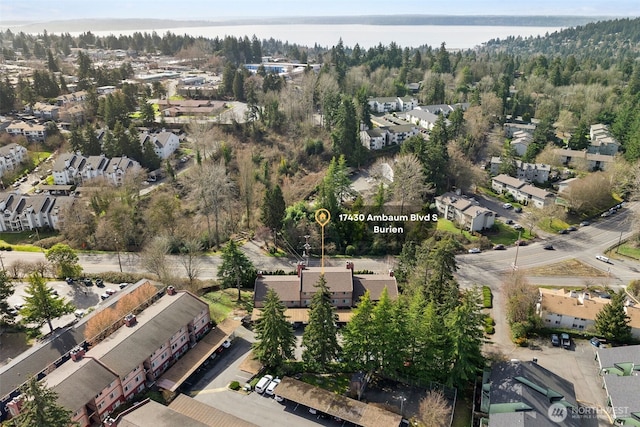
[237,150,257,229]
[178,237,204,287]
[140,235,172,282]
[503,271,538,325]
[391,154,432,215]
[417,390,452,427]
[564,171,613,214]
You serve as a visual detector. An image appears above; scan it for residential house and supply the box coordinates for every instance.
[0,143,27,178]
[537,288,640,338]
[139,130,180,159]
[55,90,87,106]
[503,122,536,138]
[434,192,496,232]
[5,121,46,142]
[595,345,640,425]
[0,193,71,232]
[5,288,214,426]
[510,130,533,156]
[31,102,60,120]
[359,125,418,150]
[553,148,615,171]
[588,123,620,156]
[490,158,551,184]
[479,360,581,427]
[404,108,441,131]
[491,174,554,208]
[368,97,417,113]
[556,177,580,194]
[386,124,419,146]
[254,264,398,312]
[53,153,141,186]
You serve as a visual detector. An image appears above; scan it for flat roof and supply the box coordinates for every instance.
[274,377,402,427]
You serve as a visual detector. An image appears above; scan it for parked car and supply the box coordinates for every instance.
[222,339,232,348]
[567,226,577,232]
[493,244,506,250]
[515,240,528,246]
[551,334,560,347]
[255,375,274,394]
[514,207,522,213]
[543,244,554,250]
[580,221,590,227]
[468,248,481,254]
[558,229,568,234]
[95,279,105,287]
[561,333,571,349]
[502,203,513,209]
[100,292,111,300]
[505,219,514,225]
[105,288,116,296]
[274,394,284,403]
[513,224,523,230]
[601,211,611,218]
[590,337,602,347]
[118,282,130,289]
[74,309,86,318]
[82,278,93,286]
[265,378,281,396]
[65,277,75,285]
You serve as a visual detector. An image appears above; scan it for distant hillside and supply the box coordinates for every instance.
[1,15,609,35]
[480,17,640,60]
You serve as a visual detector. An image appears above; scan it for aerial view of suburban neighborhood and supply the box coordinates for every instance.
[1,1,640,426]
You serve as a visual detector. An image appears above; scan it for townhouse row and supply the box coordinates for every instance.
[4,287,213,427]
[53,153,141,186]
[491,174,554,208]
[0,192,70,232]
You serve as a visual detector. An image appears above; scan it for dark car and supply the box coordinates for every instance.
[505,219,514,225]
[65,277,75,285]
[515,240,528,246]
[590,337,602,347]
[551,334,560,347]
[514,207,522,213]
[580,221,590,226]
[558,229,568,234]
[82,278,93,286]
[561,333,571,349]
[493,244,506,250]
[95,278,105,287]
[567,226,577,232]
[543,244,554,250]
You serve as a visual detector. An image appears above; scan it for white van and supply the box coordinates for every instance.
[255,374,273,394]
[595,255,610,263]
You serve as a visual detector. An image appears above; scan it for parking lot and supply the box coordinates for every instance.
[183,326,352,427]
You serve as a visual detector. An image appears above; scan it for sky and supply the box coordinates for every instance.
[2,0,639,22]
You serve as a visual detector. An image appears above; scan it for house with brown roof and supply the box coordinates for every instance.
[537,288,640,338]
[491,174,554,208]
[5,120,46,142]
[254,263,398,313]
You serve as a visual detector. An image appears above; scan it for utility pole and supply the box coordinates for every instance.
[114,239,123,272]
[512,230,522,272]
[303,235,311,267]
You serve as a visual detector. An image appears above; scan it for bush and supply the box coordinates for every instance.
[229,381,241,390]
[482,286,493,308]
[345,245,356,256]
[628,280,640,300]
[484,315,495,334]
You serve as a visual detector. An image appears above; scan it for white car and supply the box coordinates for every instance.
[265,378,281,396]
[502,203,513,209]
[468,248,481,254]
[255,375,273,394]
[596,255,610,263]
[222,339,232,348]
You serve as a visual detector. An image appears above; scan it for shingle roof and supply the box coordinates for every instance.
[90,292,208,377]
[602,374,640,419]
[44,358,118,413]
[253,275,300,303]
[353,275,398,302]
[301,267,353,293]
[597,345,640,369]
[492,174,526,189]
[167,393,258,426]
[118,398,210,427]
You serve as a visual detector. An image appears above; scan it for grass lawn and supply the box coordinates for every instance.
[452,394,473,427]
[201,288,253,323]
[0,230,58,251]
[613,244,640,260]
[437,219,477,241]
[29,151,52,165]
[537,217,570,234]
[299,373,351,394]
[484,222,533,245]
[526,259,608,277]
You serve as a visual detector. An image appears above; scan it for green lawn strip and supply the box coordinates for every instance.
[436,219,477,241]
[485,222,532,245]
[614,244,640,260]
[537,217,570,234]
[202,288,253,323]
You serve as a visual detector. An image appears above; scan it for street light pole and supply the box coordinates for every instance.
[114,239,122,272]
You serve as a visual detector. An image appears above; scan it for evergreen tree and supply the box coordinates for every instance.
[21,273,75,333]
[46,50,59,72]
[445,288,485,387]
[101,129,118,157]
[331,96,362,166]
[83,124,101,156]
[595,290,632,343]
[69,126,84,153]
[261,184,286,234]
[252,288,296,369]
[232,71,245,101]
[13,376,74,427]
[140,99,156,126]
[302,274,340,371]
[222,62,236,96]
[0,77,16,114]
[341,290,375,371]
[369,288,399,372]
[217,240,256,301]
[0,271,14,325]
[416,301,452,383]
[568,121,590,150]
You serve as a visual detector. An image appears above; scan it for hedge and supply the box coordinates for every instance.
[482,286,493,308]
